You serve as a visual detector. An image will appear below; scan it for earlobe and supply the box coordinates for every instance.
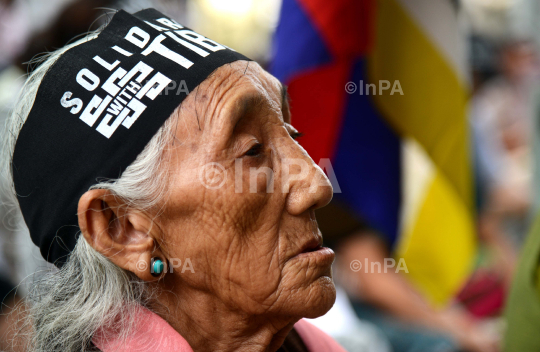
[77,189,165,282]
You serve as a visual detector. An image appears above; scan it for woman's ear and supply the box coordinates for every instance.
[77,189,165,281]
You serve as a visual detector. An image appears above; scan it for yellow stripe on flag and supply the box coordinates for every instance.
[368,0,476,304]
[398,171,476,304]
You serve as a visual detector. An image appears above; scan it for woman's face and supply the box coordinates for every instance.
[155,61,335,319]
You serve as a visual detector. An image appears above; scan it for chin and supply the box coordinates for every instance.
[301,276,337,319]
[276,259,337,318]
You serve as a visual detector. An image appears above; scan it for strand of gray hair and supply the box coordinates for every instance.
[0,29,175,351]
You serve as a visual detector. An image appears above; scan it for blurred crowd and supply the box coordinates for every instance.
[1,1,540,352]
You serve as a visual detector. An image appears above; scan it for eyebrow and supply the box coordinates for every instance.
[231,84,289,133]
[231,93,265,131]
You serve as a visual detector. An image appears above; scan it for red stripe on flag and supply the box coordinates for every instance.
[297,0,374,59]
[288,61,352,162]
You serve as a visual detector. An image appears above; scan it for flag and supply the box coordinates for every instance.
[271,0,476,305]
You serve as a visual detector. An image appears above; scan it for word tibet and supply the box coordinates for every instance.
[60,16,226,138]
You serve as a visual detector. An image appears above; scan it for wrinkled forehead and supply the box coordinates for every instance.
[177,61,286,137]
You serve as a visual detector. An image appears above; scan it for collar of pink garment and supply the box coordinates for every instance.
[93,306,346,352]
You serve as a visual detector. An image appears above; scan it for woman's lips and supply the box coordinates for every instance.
[294,246,335,263]
[286,245,335,280]
[286,236,335,267]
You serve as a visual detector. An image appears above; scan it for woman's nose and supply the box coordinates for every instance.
[282,153,334,216]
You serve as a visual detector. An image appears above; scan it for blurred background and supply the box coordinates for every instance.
[1,0,540,351]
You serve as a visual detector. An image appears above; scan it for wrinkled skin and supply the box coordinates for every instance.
[79,61,336,352]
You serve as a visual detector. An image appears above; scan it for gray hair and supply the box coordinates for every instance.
[0,31,176,351]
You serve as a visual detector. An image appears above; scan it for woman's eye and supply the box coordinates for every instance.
[245,143,263,157]
[290,131,304,141]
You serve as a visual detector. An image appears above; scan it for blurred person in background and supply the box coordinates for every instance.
[313,204,499,352]
[15,0,115,73]
[472,40,539,247]
[0,0,29,71]
[471,39,540,291]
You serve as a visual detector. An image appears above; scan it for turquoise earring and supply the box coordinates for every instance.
[151,257,165,277]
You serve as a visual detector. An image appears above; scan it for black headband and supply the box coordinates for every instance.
[12,8,250,266]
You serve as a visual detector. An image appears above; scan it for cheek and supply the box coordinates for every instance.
[209,201,285,310]
[220,239,282,302]
[163,164,288,309]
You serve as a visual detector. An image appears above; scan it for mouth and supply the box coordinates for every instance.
[286,236,335,279]
[300,238,323,254]
[292,237,334,264]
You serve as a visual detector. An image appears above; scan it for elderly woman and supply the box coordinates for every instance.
[1,8,344,352]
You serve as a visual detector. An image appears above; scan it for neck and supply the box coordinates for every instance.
[151,281,298,352]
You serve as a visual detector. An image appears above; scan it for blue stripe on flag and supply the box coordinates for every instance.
[270,0,332,83]
[333,59,401,246]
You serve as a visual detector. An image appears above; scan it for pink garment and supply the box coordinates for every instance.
[94,306,346,352]
[93,307,194,352]
[294,319,348,352]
